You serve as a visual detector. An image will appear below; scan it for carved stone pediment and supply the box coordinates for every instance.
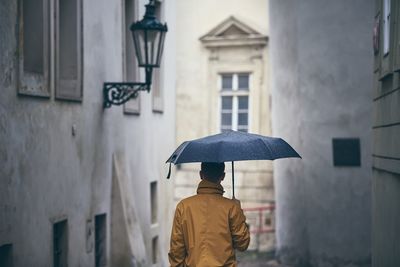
[200,16,268,48]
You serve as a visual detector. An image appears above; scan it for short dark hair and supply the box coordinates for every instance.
[201,162,225,183]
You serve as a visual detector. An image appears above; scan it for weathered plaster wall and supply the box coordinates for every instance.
[0,0,176,266]
[269,0,373,266]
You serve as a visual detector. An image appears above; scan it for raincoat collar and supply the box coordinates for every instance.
[197,179,225,195]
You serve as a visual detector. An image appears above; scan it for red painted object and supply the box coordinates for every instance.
[243,204,275,234]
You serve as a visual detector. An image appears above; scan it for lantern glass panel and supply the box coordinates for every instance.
[156,31,166,66]
[147,29,161,66]
[132,29,146,66]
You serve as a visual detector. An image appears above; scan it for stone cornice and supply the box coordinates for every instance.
[200,16,268,48]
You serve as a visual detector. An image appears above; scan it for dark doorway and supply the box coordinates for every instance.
[53,219,68,267]
[95,214,107,267]
[0,244,13,267]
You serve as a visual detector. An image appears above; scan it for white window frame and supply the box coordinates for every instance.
[219,73,250,132]
[383,0,391,56]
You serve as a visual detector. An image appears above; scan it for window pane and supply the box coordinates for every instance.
[238,74,249,90]
[222,74,233,90]
[238,96,248,109]
[59,0,78,79]
[221,96,233,110]
[221,113,232,126]
[238,113,248,126]
[23,0,44,74]
[238,128,248,133]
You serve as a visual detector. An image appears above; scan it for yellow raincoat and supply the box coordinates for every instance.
[169,179,250,267]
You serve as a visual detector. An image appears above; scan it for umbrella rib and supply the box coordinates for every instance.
[260,138,276,159]
[169,141,191,164]
[217,140,225,162]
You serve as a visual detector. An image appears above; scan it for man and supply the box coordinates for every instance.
[169,162,250,267]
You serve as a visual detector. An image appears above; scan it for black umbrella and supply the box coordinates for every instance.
[166,130,301,197]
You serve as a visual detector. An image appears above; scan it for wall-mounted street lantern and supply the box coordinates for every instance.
[103,0,168,108]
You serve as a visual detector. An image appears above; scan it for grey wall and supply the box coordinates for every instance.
[269,1,373,266]
[0,0,176,266]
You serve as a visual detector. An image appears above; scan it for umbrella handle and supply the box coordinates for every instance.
[231,161,235,199]
[166,162,172,179]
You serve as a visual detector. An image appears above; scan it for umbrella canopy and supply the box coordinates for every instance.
[166,130,301,164]
[166,130,301,198]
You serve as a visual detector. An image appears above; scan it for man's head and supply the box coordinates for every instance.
[200,162,225,183]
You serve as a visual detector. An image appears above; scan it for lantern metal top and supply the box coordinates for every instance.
[130,1,168,32]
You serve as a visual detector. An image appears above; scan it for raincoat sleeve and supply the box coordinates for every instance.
[229,202,250,251]
[169,202,186,267]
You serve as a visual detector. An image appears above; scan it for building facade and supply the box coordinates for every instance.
[269,0,373,266]
[0,0,176,266]
[372,0,400,266]
[174,0,274,251]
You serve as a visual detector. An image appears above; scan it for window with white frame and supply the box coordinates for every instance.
[383,0,391,55]
[220,73,249,132]
[18,0,50,97]
[17,0,82,100]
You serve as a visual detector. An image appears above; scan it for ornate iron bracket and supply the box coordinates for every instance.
[103,82,149,108]
[103,67,153,108]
